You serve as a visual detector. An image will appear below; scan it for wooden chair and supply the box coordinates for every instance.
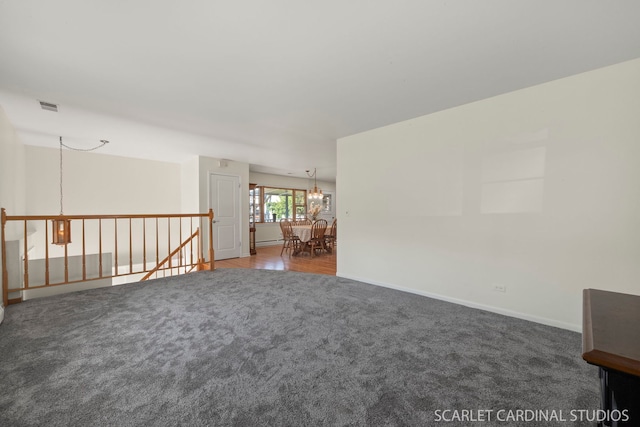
[324,218,337,250]
[280,220,300,256]
[305,219,327,258]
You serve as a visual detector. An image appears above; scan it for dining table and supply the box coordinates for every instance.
[291,225,313,243]
[291,224,332,255]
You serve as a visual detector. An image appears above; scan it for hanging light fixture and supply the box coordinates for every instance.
[306,168,323,200]
[52,136,71,245]
[51,136,109,245]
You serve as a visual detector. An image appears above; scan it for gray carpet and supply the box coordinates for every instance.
[0,268,599,426]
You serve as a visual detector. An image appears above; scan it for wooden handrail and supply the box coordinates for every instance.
[139,229,199,281]
[3,213,211,221]
[1,208,215,306]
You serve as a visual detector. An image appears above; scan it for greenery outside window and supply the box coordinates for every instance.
[259,187,307,223]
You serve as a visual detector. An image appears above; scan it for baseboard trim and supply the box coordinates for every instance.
[8,297,22,305]
[336,272,581,333]
[256,241,282,248]
[0,305,4,325]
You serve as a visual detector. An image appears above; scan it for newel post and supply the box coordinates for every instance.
[1,208,8,307]
[208,208,215,270]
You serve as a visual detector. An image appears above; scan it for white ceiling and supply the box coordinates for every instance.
[2,1,640,182]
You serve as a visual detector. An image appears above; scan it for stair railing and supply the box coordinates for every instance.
[140,228,202,281]
[1,208,215,306]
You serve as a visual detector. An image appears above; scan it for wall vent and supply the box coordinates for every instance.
[39,101,58,112]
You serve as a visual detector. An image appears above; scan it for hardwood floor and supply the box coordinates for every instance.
[214,244,336,276]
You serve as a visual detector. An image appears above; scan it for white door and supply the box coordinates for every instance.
[209,173,242,260]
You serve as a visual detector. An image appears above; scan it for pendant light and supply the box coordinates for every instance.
[306,168,323,200]
[52,136,71,245]
[51,136,109,245]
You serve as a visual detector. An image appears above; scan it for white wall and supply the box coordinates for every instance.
[250,172,336,245]
[0,106,27,319]
[337,58,640,331]
[26,145,181,216]
[0,108,26,221]
[24,146,182,264]
[180,156,200,213]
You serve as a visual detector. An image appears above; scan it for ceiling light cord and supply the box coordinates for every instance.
[60,139,109,152]
[59,137,64,215]
[58,136,109,215]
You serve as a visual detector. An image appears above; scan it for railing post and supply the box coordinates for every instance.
[82,219,87,281]
[143,218,147,272]
[129,218,133,274]
[99,219,103,278]
[208,208,214,270]
[114,218,118,276]
[23,220,30,289]
[1,208,8,307]
[45,219,50,285]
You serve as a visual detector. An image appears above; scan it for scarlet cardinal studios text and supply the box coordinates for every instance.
[433,409,630,423]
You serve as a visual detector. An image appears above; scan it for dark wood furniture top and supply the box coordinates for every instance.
[582,288,640,377]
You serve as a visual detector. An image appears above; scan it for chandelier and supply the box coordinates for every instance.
[305,168,323,200]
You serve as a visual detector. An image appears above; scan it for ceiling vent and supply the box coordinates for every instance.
[39,101,58,112]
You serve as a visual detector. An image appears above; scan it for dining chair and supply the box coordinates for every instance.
[280,220,300,256]
[306,219,327,258]
[324,218,337,250]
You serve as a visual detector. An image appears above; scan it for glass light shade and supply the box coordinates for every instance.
[52,218,72,245]
[308,186,323,199]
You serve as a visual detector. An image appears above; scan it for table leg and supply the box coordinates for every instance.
[598,367,639,426]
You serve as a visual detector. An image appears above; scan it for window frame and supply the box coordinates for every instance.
[257,186,308,223]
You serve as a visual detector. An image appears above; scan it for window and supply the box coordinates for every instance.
[258,187,307,223]
[249,184,260,226]
[321,193,333,213]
